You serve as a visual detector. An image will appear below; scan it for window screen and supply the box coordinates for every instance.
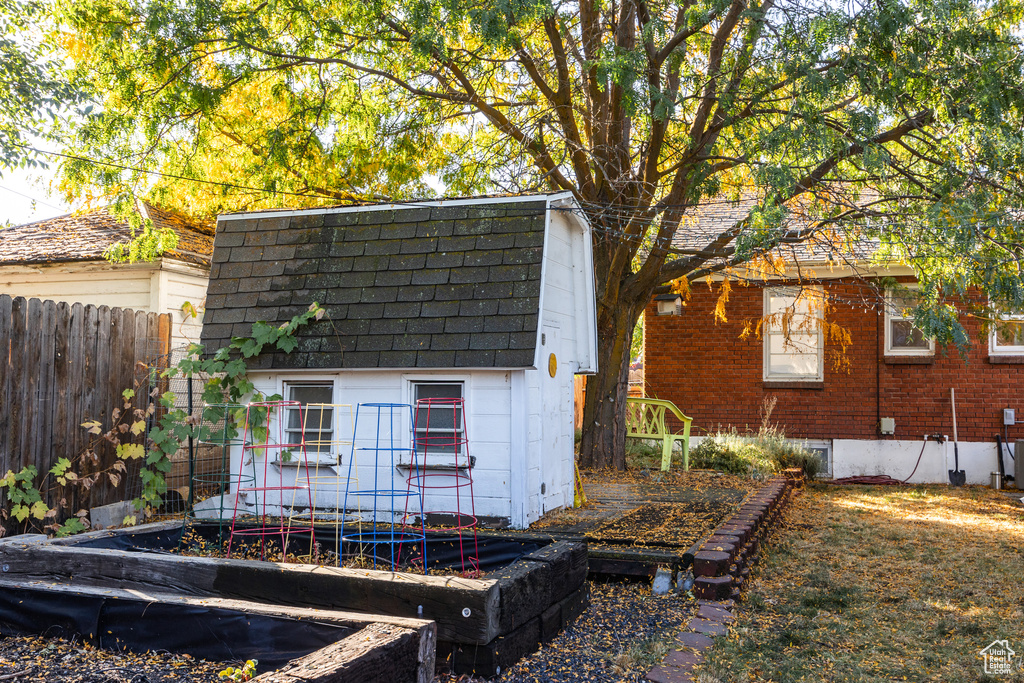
[413,383,464,454]
[284,382,334,454]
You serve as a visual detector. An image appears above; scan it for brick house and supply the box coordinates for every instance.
[643,202,1023,484]
[201,194,598,527]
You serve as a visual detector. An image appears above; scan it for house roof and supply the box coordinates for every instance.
[671,195,879,265]
[201,195,563,370]
[0,202,215,268]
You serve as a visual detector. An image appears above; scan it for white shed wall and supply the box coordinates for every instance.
[233,369,517,522]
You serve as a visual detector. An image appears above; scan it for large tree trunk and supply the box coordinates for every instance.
[578,299,643,470]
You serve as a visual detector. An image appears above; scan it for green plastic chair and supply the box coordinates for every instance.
[625,397,693,471]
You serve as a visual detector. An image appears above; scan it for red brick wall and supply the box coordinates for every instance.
[643,280,1024,443]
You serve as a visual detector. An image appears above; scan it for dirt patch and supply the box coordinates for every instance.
[592,500,733,546]
[0,635,226,682]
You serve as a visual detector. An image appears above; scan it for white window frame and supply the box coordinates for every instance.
[280,379,337,464]
[989,311,1024,355]
[402,375,471,467]
[798,439,832,478]
[884,288,934,356]
[763,286,824,382]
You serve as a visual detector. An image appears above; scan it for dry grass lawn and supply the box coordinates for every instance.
[699,484,1024,683]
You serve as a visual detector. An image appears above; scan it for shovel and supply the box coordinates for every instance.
[949,388,966,486]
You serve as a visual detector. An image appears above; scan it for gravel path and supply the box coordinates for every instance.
[437,579,697,683]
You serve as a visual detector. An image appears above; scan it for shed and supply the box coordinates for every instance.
[201,193,597,528]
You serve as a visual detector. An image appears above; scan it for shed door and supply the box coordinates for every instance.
[540,324,565,514]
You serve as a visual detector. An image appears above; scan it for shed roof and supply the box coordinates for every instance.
[201,196,564,370]
[0,202,215,267]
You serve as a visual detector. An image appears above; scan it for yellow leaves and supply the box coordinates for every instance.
[669,276,691,300]
[713,278,732,324]
[181,301,201,320]
[130,420,146,436]
[81,420,103,435]
[12,500,50,523]
[116,443,145,460]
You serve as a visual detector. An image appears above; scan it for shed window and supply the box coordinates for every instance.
[763,287,823,381]
[412,382,464,454]
[283,382,335,456]
[885,289,934,355]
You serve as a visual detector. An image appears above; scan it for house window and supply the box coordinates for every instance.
[763,287,823,381]
[990,312,1024,355]
[800,440,832,478]
[885,289,933,355]
[283,381,335,457]
[412,382,464,454]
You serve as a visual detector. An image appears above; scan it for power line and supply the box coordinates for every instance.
[0,183,65,211]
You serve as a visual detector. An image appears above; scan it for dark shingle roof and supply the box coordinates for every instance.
[201,198,550,370]
[0,202,215,267]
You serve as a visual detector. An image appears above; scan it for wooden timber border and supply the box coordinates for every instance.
[0,578,436,683]
[0,523,588,677]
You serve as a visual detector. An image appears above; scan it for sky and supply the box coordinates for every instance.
[0,164,72,226]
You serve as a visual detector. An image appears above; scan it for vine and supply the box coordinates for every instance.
[0,303,324,536]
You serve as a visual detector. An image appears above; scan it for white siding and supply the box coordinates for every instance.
[0,262,155,311]
[0,259,209,350]
[158,264,213,349]
[228,370,516,522]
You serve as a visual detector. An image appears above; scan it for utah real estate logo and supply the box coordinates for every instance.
[980,639,1017,675]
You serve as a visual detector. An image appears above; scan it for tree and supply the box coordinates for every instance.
[49,0,1024,468]
[0,0,78,173]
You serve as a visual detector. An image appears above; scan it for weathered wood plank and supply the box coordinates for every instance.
[0,577,436,632]
[0,534,501,644]
[24,298,43,472]
[37,300,57,480]
[0,578,436,683]
[520,540,589,602]
[79,304,101,505]
[254,623,427,683]
[0,296,13,468]
[52,303,71,471]
[9,297,28,471]
[66,303,87,488]
[90,306,111,504]
[491,541,587,634]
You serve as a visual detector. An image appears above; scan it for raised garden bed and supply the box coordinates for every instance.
[0,522,588,677]
[0,579,436,682]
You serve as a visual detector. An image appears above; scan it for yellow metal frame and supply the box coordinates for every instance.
[625,397,693,471]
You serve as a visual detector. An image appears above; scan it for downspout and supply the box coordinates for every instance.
[876,302,882,437]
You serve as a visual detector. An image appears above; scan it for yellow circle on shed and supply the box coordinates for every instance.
[548,353,557,377]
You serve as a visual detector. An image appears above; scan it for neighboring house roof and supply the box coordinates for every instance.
[202,195,562,370]
[671,195,880,265]
[0,202,215,267]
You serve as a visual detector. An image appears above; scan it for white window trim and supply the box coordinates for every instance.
[884,288,935,356]
[278,377,339,465]
[989,312,1024,355]
[798,439,832,478]
[401,374,472,468]
[762,286,824,382]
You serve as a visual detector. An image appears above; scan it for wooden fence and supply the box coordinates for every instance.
[0,295,170,518]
